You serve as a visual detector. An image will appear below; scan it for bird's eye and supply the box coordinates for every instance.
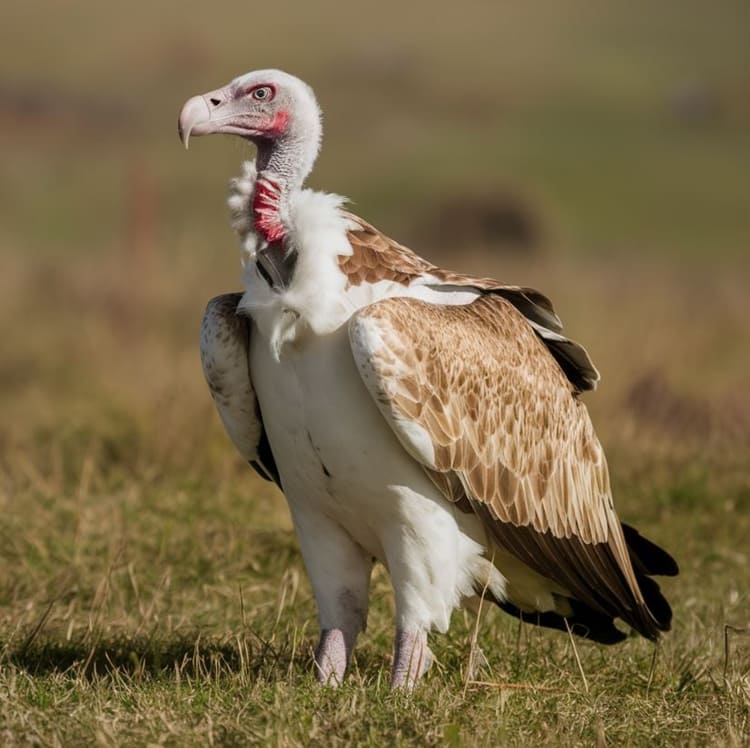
[251,86,273,101]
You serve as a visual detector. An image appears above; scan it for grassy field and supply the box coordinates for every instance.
[2,1,750,745]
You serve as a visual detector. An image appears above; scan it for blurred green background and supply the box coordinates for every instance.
[3,0,749,259]
[2,0,748,458]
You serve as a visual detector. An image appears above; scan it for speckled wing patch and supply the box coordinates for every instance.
[340,212,599,392]
[339,213,434,286]
[200,293,280,486]
[349,294,667,639]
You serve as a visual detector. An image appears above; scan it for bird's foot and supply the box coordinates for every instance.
[314,628,351,687]
[391,628,433,689]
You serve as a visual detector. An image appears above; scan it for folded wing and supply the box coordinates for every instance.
[200,293,280,486]
[349,294,674,640]
[343,214,600,393]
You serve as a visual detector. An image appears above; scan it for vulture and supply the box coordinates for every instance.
[178,69,677,688]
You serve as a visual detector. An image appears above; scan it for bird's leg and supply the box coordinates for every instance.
[312,592,368,687]
[391,628,433,689]
[289,506,372,687]
[314,625,359,686]
[382,523,446,689]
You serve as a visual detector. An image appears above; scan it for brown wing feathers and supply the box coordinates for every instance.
[339,214,433,286]
[342,214,599,392]
[350,294,675,641]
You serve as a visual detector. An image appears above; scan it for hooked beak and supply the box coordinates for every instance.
[178,95,211,149]
[178,84,270,149]
[178,83,240,149]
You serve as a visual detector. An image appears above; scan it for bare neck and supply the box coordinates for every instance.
[253,135,312,244]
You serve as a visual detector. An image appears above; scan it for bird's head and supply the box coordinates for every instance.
[178,69,322,183]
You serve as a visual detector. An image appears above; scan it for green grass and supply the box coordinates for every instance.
[1,247,748,745]
[2,0,750,744]
[1,439,749,746]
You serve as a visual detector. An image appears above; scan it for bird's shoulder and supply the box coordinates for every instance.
[338,212,436,287]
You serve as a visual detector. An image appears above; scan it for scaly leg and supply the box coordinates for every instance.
[391,628,433,689]
[289,506,372,686]
[314,626,358,685]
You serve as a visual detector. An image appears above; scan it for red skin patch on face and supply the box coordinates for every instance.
[266,109,289,136]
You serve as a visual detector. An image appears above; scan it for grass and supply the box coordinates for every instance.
[1,247,748,745]
[2,0,750,744]
[1,473,748,747]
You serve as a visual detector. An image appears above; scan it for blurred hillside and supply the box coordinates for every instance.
[1,0,748,468]
[2,0,750,259]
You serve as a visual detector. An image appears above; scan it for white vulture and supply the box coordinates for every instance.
[178,69,677,688]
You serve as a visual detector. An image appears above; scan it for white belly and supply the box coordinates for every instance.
[250,322,490,631]
[252,324,445,552]
[248,312,566,631]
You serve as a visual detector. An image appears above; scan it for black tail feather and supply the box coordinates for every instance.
[484,525,677,643]
[622,523,679,577]
[621,523,677,633]
[489,596,628,645]
[636,574,673,631]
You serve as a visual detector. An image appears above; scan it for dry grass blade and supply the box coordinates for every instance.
[564,618,589,694]
[463,552,494,697]
[724,625,750,682]
[646,643,659,698]
[18,599,57,658]
[466,680,563,693]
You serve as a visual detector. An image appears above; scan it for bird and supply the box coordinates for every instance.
[178,69,678,689]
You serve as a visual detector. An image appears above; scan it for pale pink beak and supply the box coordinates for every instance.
[178,84,236,149]
[178,95,212,149]
[178,84,268,149]
[177,86,235,150]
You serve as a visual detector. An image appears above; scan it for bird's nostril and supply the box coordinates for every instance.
[210,97,221,106]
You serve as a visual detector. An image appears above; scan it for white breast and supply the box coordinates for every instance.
[238,186,480,356]
[239,190,561,632]
[250,321,490,632]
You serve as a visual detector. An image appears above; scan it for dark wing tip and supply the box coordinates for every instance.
[249,428,281,488]
[620,524,677,637]
[490,596,629,645]
[637,577,673,634]
[494,286,564,333]
[542,336,601,393]
[622,523,679,577]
